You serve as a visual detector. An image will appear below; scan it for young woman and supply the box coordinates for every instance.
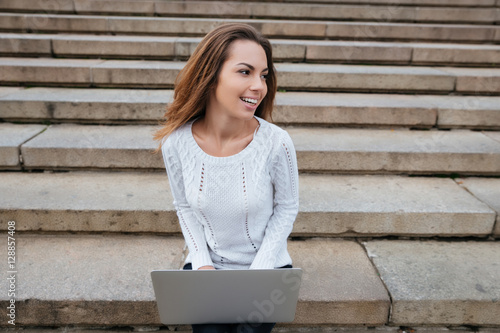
[153,23,299,333]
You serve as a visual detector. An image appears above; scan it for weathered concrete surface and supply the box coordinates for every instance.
[412,43,500,65]
[3,0,496,23]
[438,67,500,94]
[457,177,500,236]
[4,328,495,333]
[0,86,21,97]
[364,241,500,326]
[305,40,412,63]
[0,171,178,233]
[1,0,497,13]
[0,0,75,12]
[275,92,436,127]
[16,125,500,174]
[0,87,432,127]
[415,7,496,23]
[0,13,26,31]
[0,236,389,326]
[288,239,390,325]
[275,63,455,93]
[420,95,500,129]
[0,172,495,237]
[0,87,426,126]
[0,57,103,86]
[107,16,224,36]
[0,87,172,122]
[52,34,177,58]
[0,234,185,326]
[25,14,108,33]
[155,1,252,17]
[74,0,155,15]
[3,13,499,43]
[326,21,498,43]
[280,0,497,5]
[271,40,306,61]
[288,127,500,174]
[4,33,499,66]
[20,124,161,169]
[255,3,418,21]
[1,328,492,333]
[3,87,499,129]
[483,131,500,145]
[91,60,183,88]
[0,33,52,55]
[296,174,496,237]
[0,123,46,168]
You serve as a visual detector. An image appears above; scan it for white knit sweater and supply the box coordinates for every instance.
[161,116,299,270]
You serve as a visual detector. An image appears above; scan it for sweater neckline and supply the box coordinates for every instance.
[187,116,263,163]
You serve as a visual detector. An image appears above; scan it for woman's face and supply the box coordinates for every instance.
[208,39,269,121]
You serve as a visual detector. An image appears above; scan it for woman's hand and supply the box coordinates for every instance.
[198,265,216,270]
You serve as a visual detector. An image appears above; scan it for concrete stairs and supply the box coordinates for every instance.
[0,0,499,331]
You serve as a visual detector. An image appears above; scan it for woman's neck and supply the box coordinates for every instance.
[192,113,259,157]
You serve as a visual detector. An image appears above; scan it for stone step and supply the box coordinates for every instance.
[1,13,499,43]
[2,58,500,94]
[0,122,46,170]
[2,33,500,66]
[1,0,499,23]
[457,177,500,236]
[6,326,486,332]
[3,123,500,175]
[0,234,391,326]
[188,0,500,5]
[364,240,500,326]
[0,235,498,326]
[1,0,499,14]
[2,87,500,129]
[0,171,497,237]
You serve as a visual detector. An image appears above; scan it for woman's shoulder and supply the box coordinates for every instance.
[161,120,193,152]
[257,116,289,139]
[256,117,294,147]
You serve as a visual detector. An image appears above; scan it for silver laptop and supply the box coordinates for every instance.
[151,268,302,325]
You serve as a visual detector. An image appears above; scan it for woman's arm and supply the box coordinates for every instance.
[249,131,299,269]
[162,137,214,270]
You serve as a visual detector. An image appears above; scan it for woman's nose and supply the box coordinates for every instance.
[250,75,265,91]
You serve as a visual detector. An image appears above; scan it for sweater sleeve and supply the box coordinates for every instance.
[249,131,299,269]
[161,135,214,270]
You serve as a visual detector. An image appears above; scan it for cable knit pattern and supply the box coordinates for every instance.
[161,116,299,270]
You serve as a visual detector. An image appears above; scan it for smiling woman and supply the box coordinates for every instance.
[194,39,269,157]
[153,23,299,333]
[153,23,276,145]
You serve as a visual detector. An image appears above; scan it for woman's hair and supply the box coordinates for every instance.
[152,23,277,153]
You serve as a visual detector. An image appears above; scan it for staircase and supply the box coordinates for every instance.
[0,0,499,330]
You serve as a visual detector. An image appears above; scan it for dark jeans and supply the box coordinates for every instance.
[182,263,293,333]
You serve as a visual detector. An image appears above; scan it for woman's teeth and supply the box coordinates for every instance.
[241,97,257,105]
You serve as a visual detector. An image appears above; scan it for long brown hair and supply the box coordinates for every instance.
[152,23,277,153]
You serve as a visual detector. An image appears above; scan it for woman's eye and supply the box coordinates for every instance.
[261,74,268,80]
[240,70,250,75]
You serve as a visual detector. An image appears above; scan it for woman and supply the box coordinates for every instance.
[153,23,299,333]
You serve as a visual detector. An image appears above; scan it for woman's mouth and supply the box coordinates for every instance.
[240,97,258,106]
